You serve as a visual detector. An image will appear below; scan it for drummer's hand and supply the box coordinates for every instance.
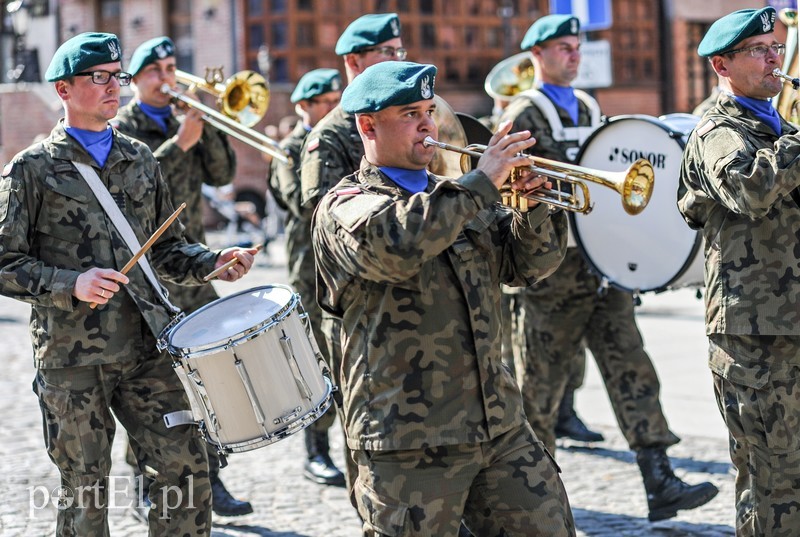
[73,267,129,304]
[214,247,258,282]
[475,120,537,190]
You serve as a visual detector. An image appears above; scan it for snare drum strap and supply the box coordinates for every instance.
[517,88,602,149]
[72,161,181,315]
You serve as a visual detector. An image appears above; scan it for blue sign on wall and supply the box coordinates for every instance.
[550,0,613,32]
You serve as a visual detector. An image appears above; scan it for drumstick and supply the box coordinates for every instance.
[90,202,187,309]
[203,243,264,282]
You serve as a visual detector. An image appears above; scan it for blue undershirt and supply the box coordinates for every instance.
[379,166,429,194]
[138,101,172,133]
[733,95,781,135]
[540,83,579,125]
[65,126,113,168]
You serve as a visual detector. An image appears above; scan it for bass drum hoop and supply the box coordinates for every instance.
[570,114,703,293]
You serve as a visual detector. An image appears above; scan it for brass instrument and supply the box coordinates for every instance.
[422,137,655,215]
[775,9,800,122]
[773,68,800,90]
[485,52,536,101]
[162,68,290,164]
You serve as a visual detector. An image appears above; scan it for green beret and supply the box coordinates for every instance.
[291,68,343,103]
[341,61,436,114]
[520,14,580,50]
[335,13,401,55]
[698,7,776,57]
[45,32,122,82]
[128,36,175,76]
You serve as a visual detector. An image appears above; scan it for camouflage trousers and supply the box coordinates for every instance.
[352,423,575,537]
[509,248,679,454]
[709,334,800,537]
[34,350,211,536]
[299,289,337,436]
[321,312,360,501]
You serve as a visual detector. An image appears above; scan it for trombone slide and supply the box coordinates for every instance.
[161,84,291,165]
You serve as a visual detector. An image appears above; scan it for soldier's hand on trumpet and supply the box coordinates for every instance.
[476,120,551,204]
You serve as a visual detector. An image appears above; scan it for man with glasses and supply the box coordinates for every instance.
[268,68,345,487]
[0,32,257,535]
[112,36,251,519]
[500,14,718,522]
[298,12,406,497]
[679,8,800,535]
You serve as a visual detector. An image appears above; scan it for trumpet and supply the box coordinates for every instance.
[773,68,800,90]
[422,136,655,215]
[161,67,291,164]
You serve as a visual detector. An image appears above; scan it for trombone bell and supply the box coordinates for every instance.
[423,136,655,215]
[162,68,290,165]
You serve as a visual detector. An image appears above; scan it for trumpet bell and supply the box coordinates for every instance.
[485,52,536,101]
[221,70,270,128]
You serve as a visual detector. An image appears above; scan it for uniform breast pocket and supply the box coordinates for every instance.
[36,179,93,263]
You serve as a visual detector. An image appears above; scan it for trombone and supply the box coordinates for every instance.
[161,67,291,165]
[422,137,655,215]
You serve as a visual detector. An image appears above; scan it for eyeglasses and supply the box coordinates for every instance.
[360,46,408,60]
[726,43,786,58]
[73,70,133,86]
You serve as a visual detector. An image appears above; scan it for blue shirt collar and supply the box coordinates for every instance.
[65,125,114,168]
[138,100,172,133]
[539,83,579,125]
[379,166,429,194]
[732,94,781,135]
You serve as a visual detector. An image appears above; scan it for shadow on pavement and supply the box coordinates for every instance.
[212,523,309,537]
[573,508,734,536]
[560,444,733,476]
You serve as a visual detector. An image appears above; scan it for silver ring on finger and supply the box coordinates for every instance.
[100,289,106,298]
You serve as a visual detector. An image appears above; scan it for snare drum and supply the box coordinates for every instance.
[161,284,333,454]
[572,114,703,293]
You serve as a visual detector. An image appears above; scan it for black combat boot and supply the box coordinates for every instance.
[554,388,605,443]
[210,468,254,517]
[303,429,346,487]
[636,447,719,521]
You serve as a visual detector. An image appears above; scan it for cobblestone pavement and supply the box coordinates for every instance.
[0,235,735,536]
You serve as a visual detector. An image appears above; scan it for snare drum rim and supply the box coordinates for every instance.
[571,114,703,294]
[166,284,301,359]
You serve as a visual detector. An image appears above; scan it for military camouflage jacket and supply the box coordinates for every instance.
[299,105,363,213]
[0,122,219,368]
[269,120,314,296]
[500,89,600,292]
[678,94,800,336]
[499,89,599,163]
[113,100,235,311]
[313,158,568,450]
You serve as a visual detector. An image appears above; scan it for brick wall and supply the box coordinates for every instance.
[0,86,63,164]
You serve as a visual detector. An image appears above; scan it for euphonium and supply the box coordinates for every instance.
[422,137,655,215]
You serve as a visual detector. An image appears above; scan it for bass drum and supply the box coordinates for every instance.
[571,113,703,293]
